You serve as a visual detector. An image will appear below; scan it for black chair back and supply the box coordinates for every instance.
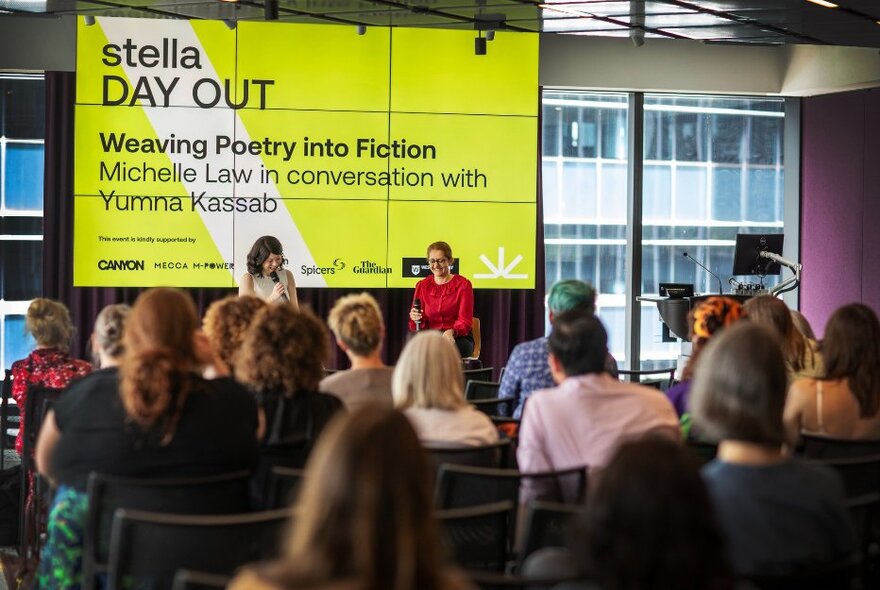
[83,470,251,590]
[471,398,511,417]
[742,554,860,590]
[437,501,512,572]
[465,380,501,401]
[467,570,583,590]
[684,437,719,467]
[107,508,291,590]
[265,466,305,510]
[22,384,64,472]
[436,464,588,510]
[426,439,512,478]
[517,501,586,568]
[807,453,880,499]
[797,433,880,459]
[172,570,231,590]
[464,367,494,384]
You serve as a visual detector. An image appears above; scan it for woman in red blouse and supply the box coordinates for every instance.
[11,299,92,456]
[408,241,474,358]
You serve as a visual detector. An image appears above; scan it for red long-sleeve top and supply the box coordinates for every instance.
[409,274,473,337]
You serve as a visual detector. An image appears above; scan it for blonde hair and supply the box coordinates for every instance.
[392,331,465,410]
[327,293,384,357]
[26,298,75,350]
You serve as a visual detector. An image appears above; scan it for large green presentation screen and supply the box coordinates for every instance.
[74,17,539,289]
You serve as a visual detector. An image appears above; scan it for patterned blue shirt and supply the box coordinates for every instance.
[498,337,553,419]
[499,337,620,419]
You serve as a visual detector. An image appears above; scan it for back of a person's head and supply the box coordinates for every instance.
[683,297,747,381]
[392,331,464,410]
[547,310,607,377]
[93,303,131,360]
[744,295,805,371]
[690,322,787,446]
[270,408,449,590]
[580,437,731,590]
[327,293,385,357]
[790,309,816,341]
[236,305,328,395]
[26,298,75,351]
[203,295,267,370]
[120,288,199,438]
[823,303,880,417]
[548,280,597,316]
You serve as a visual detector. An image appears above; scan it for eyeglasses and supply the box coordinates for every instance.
[428,258,448,266]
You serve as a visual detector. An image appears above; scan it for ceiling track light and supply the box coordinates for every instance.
[83,15,96,25]
[486,29,495,41]
[356,24,367,35]
[223,19,237,29]
[264,0,278,20]
[475,31,487,55]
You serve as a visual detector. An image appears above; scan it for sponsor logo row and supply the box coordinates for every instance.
[97,258,429,276]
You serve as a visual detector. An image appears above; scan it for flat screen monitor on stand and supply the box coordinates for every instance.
[732,233,784,277]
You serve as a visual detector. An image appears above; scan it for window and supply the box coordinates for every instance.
[542,91,786,367]
[1,73,45,371]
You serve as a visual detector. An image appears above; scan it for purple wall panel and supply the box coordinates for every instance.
[861,89,880,313]
[801,91,865,337]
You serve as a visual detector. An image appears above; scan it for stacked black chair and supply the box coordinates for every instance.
[265,465,305,510]
[471,398,511,417]
[465,380,501,401]
[797,433,880,459]
[83,470,251,590]
[172,570,231,590]
[20,384,63,554]
[517,501,587,569]
[106,508,291,590]
[464,367,495,385]
[437,501,512,572]
[426,439,512,479]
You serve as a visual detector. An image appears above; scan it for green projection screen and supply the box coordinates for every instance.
[74,18,539,289]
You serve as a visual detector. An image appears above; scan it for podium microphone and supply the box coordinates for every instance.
[682,252,723,295]
[269,271,290,302]
[413,298,422,332]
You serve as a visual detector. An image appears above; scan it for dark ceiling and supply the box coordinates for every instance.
[2,0,880,47]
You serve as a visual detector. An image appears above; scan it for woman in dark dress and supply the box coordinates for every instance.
[34,291,260,589]
[236,305,344,489]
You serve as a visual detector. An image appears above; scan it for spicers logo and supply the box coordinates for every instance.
[98,259,145,271]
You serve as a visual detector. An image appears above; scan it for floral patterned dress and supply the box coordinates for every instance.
[10,348,92,456]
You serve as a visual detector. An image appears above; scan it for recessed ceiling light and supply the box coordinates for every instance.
[806,0,838,8]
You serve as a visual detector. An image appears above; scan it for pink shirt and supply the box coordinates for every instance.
[517,373,681,501]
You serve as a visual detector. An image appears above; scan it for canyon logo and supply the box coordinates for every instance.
[97,259,145,271]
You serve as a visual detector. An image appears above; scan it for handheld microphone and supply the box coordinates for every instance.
[413,298,422,332]
[682,252,723,295]
[269,271,290,302]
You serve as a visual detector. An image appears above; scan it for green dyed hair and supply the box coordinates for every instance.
[548,280,597,315]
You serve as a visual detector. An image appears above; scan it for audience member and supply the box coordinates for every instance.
[320,293,394,412]
[517,311,679,502]
[34,291,260,588]
[393,331,498,446]
[499,280,617,419]
[203,295,267,376]
[691,322,854,576]
[666,296,746,417]
[229,408,475,590]
[566,437,732,590]
[11,298,92,457]
[791,309,817,341]
[236,305,344,472]
[785,303,880,445]
[744,295,821,384]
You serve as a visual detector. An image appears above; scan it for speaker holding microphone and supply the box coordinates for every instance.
[413,298,422,331]
[269,271,290,302]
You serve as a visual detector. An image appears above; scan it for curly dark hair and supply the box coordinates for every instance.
[203,295,267,371]
[246,235,285,277]
[236,305,328,395]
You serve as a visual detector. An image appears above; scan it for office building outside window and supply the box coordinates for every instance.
[543,91,785,366]
[1,73,44,371]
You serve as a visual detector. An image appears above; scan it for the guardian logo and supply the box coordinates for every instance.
[98,259,145,271]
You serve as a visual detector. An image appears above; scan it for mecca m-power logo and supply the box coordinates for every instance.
[73,18,538,289]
